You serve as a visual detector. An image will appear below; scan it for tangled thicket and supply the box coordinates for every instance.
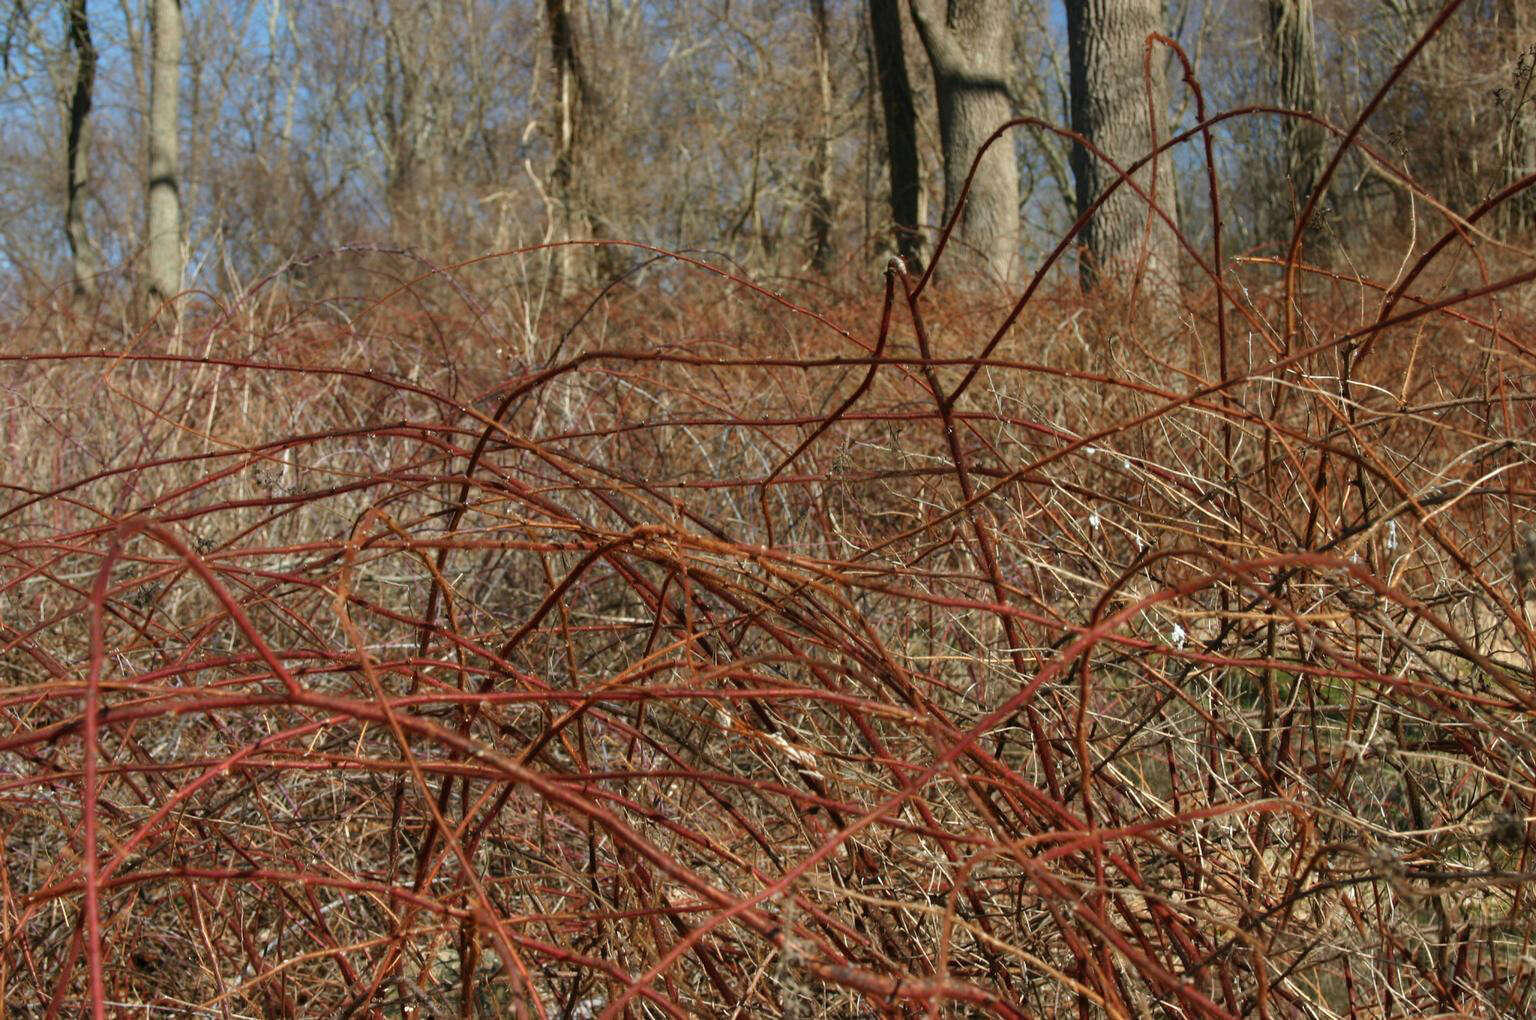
[3,72,1536,1020]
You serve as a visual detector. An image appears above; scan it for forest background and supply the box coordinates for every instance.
[2,0,1529,299]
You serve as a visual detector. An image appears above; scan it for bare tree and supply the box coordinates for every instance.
[64,0,96,298]
[145,0,182,305]
[869,0,925,270]
[1497,0,1536,234]
[1268,0,1326,231]
[361,1,456,239]
[1065,0,1179,288]
[805,0,835,271]
[545,0,593,295]
[908,0,1018,280]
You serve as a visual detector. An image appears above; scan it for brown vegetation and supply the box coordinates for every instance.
[1,2,1534,1018]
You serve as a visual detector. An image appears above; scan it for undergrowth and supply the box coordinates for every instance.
[3,45,1536,1020]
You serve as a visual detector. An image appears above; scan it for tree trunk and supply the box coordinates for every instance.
[370,2,452,241]
[1065,0,1179,289]
[868,0,924,270]
[382,14,423,231]
[65,0,97,300]
[1499,0,1536,235]
[545,0,591,296]
[1268,0,1325,231]
[145,0,182,305]
[805,0,835,272]
[909,0,1018,282]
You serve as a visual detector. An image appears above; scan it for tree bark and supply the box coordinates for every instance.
[908,0,1018,281]
[868,0,924,270]
[545,0,592,296]
[378,6,435,233]
[145,0,182,305]
[65,0,97,299]
[1498,0,1536,234]
[1268,0,1325,230]
[806,0,835,272]
[1065,0,1179,288]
